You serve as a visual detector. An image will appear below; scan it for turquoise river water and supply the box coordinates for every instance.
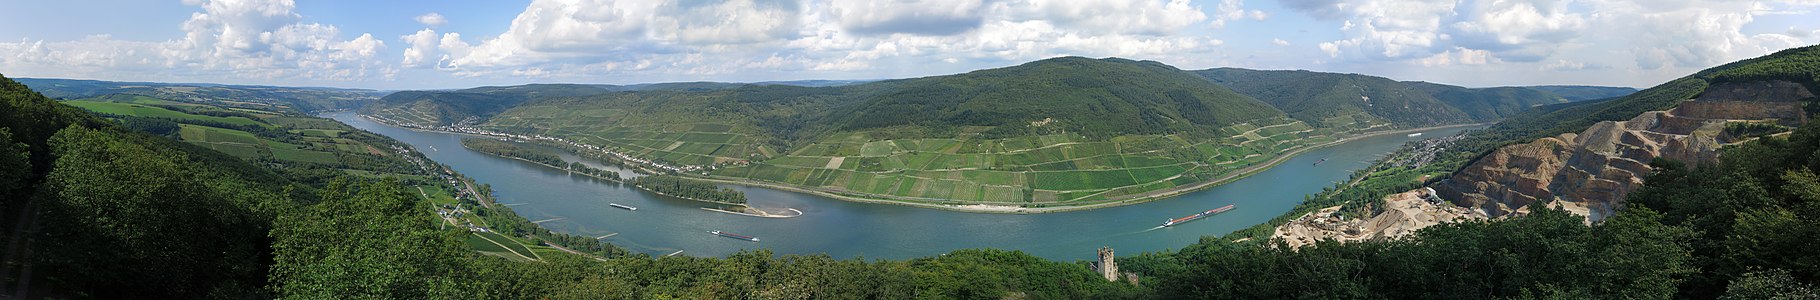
[328,112,1479,261]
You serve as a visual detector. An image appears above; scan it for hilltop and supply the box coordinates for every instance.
[361,56,1608,210]
[1195,68,1473,126]
[1196,68,1631,126]
[16,78,386,113]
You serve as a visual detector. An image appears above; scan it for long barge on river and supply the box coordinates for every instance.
[710,230,759,242]
[1161,204,1235,227]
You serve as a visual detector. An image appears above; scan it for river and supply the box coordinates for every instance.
[328,112,1480,261]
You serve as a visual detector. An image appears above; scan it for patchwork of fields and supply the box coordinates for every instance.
[711,115,1390,205]
[482,105,776,166]
[68,98,390,167]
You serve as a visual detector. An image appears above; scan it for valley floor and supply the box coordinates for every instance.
[696,123,1488,213]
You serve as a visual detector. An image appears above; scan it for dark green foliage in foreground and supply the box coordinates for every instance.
[0,129,27,201]
[268,178,469,298]
[1126,205,1694,299]
[35,124,286,298]
[1620,119,1820,298]
[631,175,746,204]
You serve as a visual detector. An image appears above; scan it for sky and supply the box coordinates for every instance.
[0,0,1817,90]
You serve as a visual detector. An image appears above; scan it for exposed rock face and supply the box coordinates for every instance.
[1272,190,1488,248]
[1435,81,1813,220]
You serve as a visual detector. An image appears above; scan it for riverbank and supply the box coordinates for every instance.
[695,123,1487,214]
[378,112,1483,214]
[699,207,804,218]
[459,142,626,184]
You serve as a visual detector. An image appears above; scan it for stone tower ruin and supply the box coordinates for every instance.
[1096,246,1118,281]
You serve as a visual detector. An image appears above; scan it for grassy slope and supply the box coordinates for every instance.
[17,77,384,113]
[64,100,266,127]
[65,95,410,169]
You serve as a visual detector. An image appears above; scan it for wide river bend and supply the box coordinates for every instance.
[328,112,1480,261]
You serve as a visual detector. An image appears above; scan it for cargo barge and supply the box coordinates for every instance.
[710,230,759,242]
[1161,204,1235,227]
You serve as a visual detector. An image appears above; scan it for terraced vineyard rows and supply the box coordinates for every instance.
[712,115,1387,205]
[482,104,775,167]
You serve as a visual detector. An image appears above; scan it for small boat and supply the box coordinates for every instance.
[1407,132,1423,137]
[609,203,637,211]
[1161,204,1236,227]
[710,230,759,242]
[1313,158,1327,166]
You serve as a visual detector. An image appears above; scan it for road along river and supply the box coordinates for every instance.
[328,112,1481,261]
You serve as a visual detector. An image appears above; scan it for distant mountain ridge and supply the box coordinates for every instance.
[16,77,387,113]
[1195,68,1635,126]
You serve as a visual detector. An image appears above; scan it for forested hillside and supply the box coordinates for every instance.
[1196,68,1625,126]
[16,78,385,113]
[1525,85,1641,101]
[1195,68,1474,126]
[1403,82,1576,121]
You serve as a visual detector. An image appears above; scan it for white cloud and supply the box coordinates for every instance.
[829,0,985,35]
[415,13,447,27]
[0,0,391,82]
[1292,0,1820,71]
[432,0,1226,78]
[1018,0,1208,36]
[1416,47,1493,66]
[1272,38,1290,46]
[401,29,438,67]
[1584,0,1813,69]
[1208,0,1267,29]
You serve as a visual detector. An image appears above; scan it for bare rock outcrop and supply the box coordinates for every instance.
[1435,81,1812,220]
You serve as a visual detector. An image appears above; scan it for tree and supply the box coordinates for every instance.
[34,125,270,298]
[267,178,470,299]
[0,128,28,200]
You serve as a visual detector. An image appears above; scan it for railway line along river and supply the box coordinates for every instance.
[328,112,1482,261]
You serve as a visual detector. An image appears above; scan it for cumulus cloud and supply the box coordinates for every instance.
[1295,0,1819,71]
[0,0,391,82]
[432,0,1225,78]
[1272,38,1290,46]
[415,13,447,27]
[1585,0,1813,70]
[401,29,438,67]
[829,0,986,35]
[1209,0,1268,29]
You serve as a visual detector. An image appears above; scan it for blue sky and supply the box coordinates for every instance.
[1,0,1816,90]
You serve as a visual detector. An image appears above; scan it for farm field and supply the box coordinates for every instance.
[66,96,409,172]
[65,100,268,127]
[481,104,775,166]
[712,115,1390,205]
